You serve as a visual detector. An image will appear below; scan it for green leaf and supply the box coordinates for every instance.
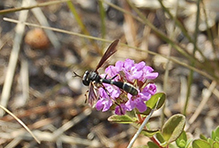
[176,131,187,148]
[212,126,219,141]
[200,134,207,141]
[215,137,219,143]
[162,114,186,144]
[168,143,180,148]
[207,138,214,146]
[155,133,167,147]
[213,141,219,148]
[146,92,166,110]
[141,129,160,137]
[178,140,186,148]
[192,139,211,148]
[108,115,135,123]
[147,141,160,148]
[137,92,166,115]
[126,110,137,118]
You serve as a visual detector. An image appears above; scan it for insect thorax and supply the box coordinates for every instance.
[82,70,101,86]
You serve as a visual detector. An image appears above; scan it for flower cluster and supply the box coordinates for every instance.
[95,59,158,115]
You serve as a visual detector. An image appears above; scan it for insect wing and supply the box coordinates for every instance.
[95,39,119,72]
[88,82,98,107]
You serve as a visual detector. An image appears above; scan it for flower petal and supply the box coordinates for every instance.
[115,104,127,115]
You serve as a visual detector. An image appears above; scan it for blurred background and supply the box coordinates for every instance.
[0,0,219,147]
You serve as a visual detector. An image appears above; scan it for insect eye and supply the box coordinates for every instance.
[82,79,89,86]
[82,71,90,86]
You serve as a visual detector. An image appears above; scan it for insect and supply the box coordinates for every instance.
[82,39,138,107]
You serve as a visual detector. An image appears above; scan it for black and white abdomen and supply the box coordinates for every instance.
[101,79,138,96]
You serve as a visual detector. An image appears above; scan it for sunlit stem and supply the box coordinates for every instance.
[127,100,160,148]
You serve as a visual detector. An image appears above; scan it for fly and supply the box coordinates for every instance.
[81,39,138,106]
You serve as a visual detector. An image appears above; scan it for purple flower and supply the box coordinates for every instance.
[123,83,157,113]
[105,66,119,80]
[125,93,147,112]
[115,104,128,115]
[140,66,159,82]
[103,83,121,99]
[142,83,157,95]
[95,84,121,112]
[124,62,145,82]
[94,59,158,115]
[123,59,135,71]
[96,97,112,112]
[115,60,124,70]
[96,87,113,112]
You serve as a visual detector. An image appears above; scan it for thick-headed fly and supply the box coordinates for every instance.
[82,39,138,106]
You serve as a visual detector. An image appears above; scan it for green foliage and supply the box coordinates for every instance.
[141,129,160,137]
[200,134,208,141]
[155,132,167,147]
[213,142,219,148]
[143,114,186,148]
[146,92,166,110]
[176,131,187,148]
[212,126,219,142]
[143,120,219,148]
[107,92,219,148]
[162,114,186,144]
[147,141,160,148]
[176,131,193,148]
[142,92,166,115]
[108,114,136,123]
[108,92,166,123]
[191,126,219,148]
[192,139,211,148]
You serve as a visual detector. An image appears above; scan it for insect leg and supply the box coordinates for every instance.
[110,74,118,80]
[114,102,125,114]
[84,90,89,103]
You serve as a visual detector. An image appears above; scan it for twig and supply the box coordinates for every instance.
[3,18,215,81]
[0,0,70,15]
[20,58,29,105]
[188,80,216,124]
[5,138,22,148]
[53,108,92,138]
[0,104,40,143]
[127,110,154,148]
[0,0,29,116]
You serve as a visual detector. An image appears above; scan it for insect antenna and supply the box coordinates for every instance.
[73,71,82,78]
